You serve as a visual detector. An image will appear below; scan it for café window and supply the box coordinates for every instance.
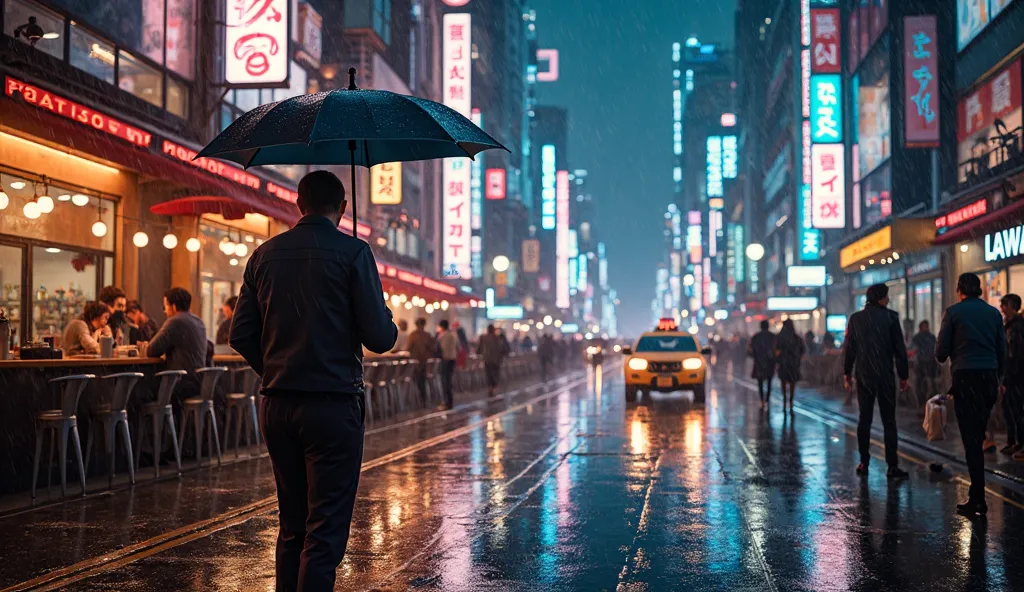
[118,50,163,108]
[70,24,115,84]
[166,76,188,118]
[4,0,64,59]
[861,162,891,227]
[197,217,270,342]
[856,36,890,181]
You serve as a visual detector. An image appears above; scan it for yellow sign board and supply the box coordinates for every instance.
[522,239,541,273]
[370,162,402,205]
[840,226,892,268]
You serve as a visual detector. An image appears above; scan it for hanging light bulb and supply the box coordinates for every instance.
[23,200,41,219]
[0,191,8,210]
[36,195,54,214]
[57,193,71,202]
[162,233,178,249]
[92,220,108,237]
[234,242,248,257]
[71,194,90,207]
[229,258,239,266]
[404,301,413,310]
[220,239,235,255]
[9,180,26,190]
[185,238,201,252]
[133,231,149,247]
[426,304,435,313]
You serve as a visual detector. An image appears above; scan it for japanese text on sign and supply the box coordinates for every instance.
[556,170,570,309]
[904,15,940,147]
[225,0,290,86]
[810,75,843,143]
[706,136,723,197]
[442,13,472,117]
[722,136,738,179]
[370,162,402,205]
[936,199,987,230]
[541,144,557,229]
[811,9,841,73]
[443,159,472,278]
[442,13,472,278]
[811,143,846,229]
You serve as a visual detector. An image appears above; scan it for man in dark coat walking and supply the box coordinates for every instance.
[844,283,910,480]
[747,320,776,409]
[937,273,1006,516]
[231,171,397,591]
[1003,294,1024,460]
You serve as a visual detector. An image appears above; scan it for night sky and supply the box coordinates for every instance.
[531,0,736,337]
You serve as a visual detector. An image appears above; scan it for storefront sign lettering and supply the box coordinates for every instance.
[266,182,298,203]
[840,226,892,268]
[985,224,1024,263]
[810,143,846,229]
[441,13,473,279]
[162,140,261,189]
[370,162,402,205]
[935,198,987,230]
[225,0,290,86]
[904,16,940,147]
[809,74,843,143]
[5,77,152,148]
[811,9,841,73]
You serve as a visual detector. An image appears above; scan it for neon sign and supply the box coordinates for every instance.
[541,144,557,230]
[706,136,723,197]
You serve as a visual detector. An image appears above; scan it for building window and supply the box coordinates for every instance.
[373,0,391,45]
[272,61,308,102]
[4,0,64,60]
[118,50,163,108]
[166,76,188,118]
[70,24,115,84]
[235,89,259,112]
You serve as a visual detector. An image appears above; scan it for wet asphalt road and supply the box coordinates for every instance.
[5,364,1024,591]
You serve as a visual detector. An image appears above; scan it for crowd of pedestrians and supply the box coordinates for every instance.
[745,319,808,412]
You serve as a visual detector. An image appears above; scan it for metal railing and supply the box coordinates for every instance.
[957,120,1024,192]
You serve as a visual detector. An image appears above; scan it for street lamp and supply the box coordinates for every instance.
[745,243,765,261]
[492,255,510,272]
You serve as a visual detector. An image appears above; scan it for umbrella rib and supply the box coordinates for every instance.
[393,95,475,159]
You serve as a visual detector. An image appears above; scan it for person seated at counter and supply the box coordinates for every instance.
[216,296,237,345]
[145,288,208,384]
[61,301,111,356]
[125,300,158,344]
[99,286,129,345]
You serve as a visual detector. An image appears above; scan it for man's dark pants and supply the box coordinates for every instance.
[952,370,999,503]
[757,377,773,403]
[915,362,939,403]
[856,380,899,468]
[1002,383,1024,446]
[260,393,365,592]
[485,362,501,390]
[414,364,428,405]
[441,359,456,408]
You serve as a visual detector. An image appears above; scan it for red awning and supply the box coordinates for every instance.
[933,199,1024,245]
[376,262,478,304]
[150,196,257,220]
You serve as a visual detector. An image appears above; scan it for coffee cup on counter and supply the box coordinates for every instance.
[99,335,115,358]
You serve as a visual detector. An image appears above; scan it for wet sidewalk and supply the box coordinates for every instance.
[737,375,1024,489]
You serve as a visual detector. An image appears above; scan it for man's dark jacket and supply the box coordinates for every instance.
[844,303,909,385]
[935,296,1005,376]
[230,215,397,395]
[747,330,776,379]
[1006,316,1024,387]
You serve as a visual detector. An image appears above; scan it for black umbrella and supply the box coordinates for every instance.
[197,69,507,234]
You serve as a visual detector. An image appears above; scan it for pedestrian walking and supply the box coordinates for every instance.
[392,319,409,353]
[437,320,459,409]
[407,317,436,404]
[478,325,506,396]
[748,320,776,409]
[804,330,817,356]
[909,320,939,403]
[935,273,1006,516]
[844,283,910,480]
[539,334,554,380]
[230,171,397,591]
[1002,294,1024,460]
[776,320,805,412]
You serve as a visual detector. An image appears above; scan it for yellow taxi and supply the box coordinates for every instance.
[622,318,711,403]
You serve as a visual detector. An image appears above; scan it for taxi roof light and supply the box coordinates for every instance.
[656,318,678,331]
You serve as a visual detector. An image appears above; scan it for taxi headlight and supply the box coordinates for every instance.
[587,346,600,355]
[682,358,703,370]
[627,358,648,371]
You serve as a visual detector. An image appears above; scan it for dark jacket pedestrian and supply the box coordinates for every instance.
[935,273,1006,515]
[478,325,507,394]
[405,319,435,404]
[748,321,776,405]
[1001,294,1024,459]
[844,283,909,478]
[776,323,806,384]
[539,335,555,380]
[230,171,397,591]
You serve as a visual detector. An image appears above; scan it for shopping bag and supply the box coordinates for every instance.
[922,394,948,441]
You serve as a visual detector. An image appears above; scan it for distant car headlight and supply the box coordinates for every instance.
[587,346,600,355]
[682,358,703,370]
[613,344,622,352]
[628,358,648,371]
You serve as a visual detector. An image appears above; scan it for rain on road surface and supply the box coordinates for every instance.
[3,364,1024,592]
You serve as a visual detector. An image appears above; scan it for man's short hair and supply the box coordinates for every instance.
[957,273,983,298]
[125,300,143,314]
[1002,293,1022,311]
[164,287,192,312]
[297,170,346,215]
[866,283,889,304]
[439,319,450,330]
[224,296,238,310]
[415,317,427,328]
[919,320,929,329]
[760,320,769,331]
[99,285,126,306]
[83,301,110,324]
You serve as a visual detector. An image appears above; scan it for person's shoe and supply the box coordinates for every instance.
[886,466,910,480]
[956,501,988,516]
[1001,443,1018,455]
[856,462,869,476]
[983,439,997,453]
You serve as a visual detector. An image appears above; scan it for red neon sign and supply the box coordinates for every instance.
[375,264,459,296]
[6,76,152,148]
[267,182,298,203]
[936,199,987,230]
[162,140,261,189]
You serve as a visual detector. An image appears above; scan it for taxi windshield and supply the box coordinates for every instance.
[635,335,698,353]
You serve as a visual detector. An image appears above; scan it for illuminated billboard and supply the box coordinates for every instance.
[810,74,843,143]
[541,144,556,230]
[370,162,402,205]
[811,143,846,229]
[706,136,723,197]
[225,0,290,87]
[722,135,738,179]
[442,13,472,278]
[556,170,570,309]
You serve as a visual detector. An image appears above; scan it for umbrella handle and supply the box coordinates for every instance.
[349,140,357,237]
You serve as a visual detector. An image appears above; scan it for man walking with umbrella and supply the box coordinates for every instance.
[231,171,397,591]
[844,283,910,480]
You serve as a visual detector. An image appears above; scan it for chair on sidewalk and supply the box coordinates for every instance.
[134,370,186,477]
[84,372,143,488]
[31,374,95,499]
[223,369,261,458]
[178,367,227,467]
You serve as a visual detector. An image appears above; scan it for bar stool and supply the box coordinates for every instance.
[134,370,186,478]
[223,369,261,458]
[84,372,143,488]
[179,367,226,467]
[31,375,95,499]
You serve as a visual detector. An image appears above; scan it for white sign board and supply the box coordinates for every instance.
[556,170,570,309]
[442,13,471,117]
[767,296,820,311]
[225,0,290,87]
[787,265,828,287]
[442,13,472,278]
[810,143,846,229]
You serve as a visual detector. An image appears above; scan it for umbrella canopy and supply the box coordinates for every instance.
[196,70,506,169]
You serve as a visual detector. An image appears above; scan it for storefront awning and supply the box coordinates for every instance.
[839,218,936,271]
[150,196,258,220]
[377,262,478,304]
[933,199,1024,245]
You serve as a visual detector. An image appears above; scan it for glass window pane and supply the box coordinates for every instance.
[0,177,115,252]
[166,76,188,118]
[982,270,1007,308]
[119,50,163,108]
[0,244,24,347]
[273,61,307,101]
[166,0,195,79]
[933,279,944,330]
[220,104,235,132]
[141,0,165,64]
[103,255,113,286]
[32,246,97,343]
[70,24,115,84]
[235,89,259,112]
[4,0,65,59]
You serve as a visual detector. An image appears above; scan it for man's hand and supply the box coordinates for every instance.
[899,379,909,392]
[1000,385,1007,396]
[844,375,853,391]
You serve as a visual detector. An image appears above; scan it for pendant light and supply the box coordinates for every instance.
[163,233,178,249]
[185,237,201,252]
[0,191,8,210]
[133,231,149,247]
[92,204,107,237]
